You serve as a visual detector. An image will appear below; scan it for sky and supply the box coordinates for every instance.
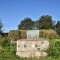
[0,0,60,32]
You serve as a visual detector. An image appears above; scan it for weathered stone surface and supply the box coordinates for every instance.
[26,30,39,39]
[16,38,49,58]
[16,51,48,58]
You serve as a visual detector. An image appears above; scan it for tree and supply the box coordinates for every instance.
[18,17,34,30]
[56,21,60,28]
[56,21,60,36]
[32,21,39,30]
[0,18,3,33]
[38,15,54,29]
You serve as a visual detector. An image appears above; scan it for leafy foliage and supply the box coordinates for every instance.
[0,37,60,60]
[0,37,10,48]
[39,29,58,39]
[18,17,34,30]
[38,15,54,29]
[56,21,60,28]
[32,21,39,30]
[0,19,3,33]
[56,21,60,36]
[0,34,2,41]
[48,39,60,57]
[8,30,21,41]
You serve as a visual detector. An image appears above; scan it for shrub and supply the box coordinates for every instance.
[1,37,10,48]
[0,34,2,43]
[8,30,27,40]
[19,30,26,34]
[0,34,2,39]
[8,30,21,40]
[20,34,27,39]
[39,29,58,39]
[47,39,60,57]
[8,30,58,40]
[19,30,27,39]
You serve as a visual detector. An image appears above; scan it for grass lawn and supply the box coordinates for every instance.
[0,38,60,60]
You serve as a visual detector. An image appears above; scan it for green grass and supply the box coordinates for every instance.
[0,38,60,60]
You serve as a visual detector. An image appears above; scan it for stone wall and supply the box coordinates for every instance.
[16,51,48,58]
[16,38,49,58]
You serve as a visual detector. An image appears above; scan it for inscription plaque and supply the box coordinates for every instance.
[26,30,39,39]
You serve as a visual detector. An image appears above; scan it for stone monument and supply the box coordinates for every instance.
[16,30,49,58]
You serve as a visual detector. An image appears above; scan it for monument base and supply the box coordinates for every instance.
[16,51,48,58]
[16,38,49,58]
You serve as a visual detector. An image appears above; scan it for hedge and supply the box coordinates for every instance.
[39,29,58,39]
[8,30,58,40]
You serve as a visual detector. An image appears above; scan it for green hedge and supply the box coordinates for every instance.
[8,30,21,40]
[47,39,60,57]
[8,30,58,40]
[39,29,58,39]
